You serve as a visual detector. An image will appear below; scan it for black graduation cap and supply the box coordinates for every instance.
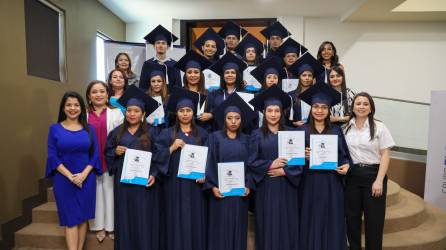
[143,25,178,45]
[218,21,248,39]
[275,38,308,58]
[208,52,247,77]
[213,93,257,130]
[249,85,291,112]
[166,87,203,114]
[260,21,291,39]
[288,52,325,77]
[234,33,264,57]
[250,56,287,84]
[298,81,341,107]
[139,62,167,87]
[117,85,160,117]
[175,50,212,72]
[194,27,225,56]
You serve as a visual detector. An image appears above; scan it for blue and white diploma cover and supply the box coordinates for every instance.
[121,149,152,186]
[310,134,338,170]
[278,131,305,166]
[177,144,208,180]
[218,162,245,197]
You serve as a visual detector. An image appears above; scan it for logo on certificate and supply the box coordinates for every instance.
[288,139,294,144]
[189,152,195,159]
[134,156,140,162]
[226,170,233,176]
[320,142,326,149]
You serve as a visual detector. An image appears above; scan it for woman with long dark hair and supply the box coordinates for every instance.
[46,91,101,250]
[297,82,352,250]
[247,85,302,250]
[175,50,213,131]
[207,53,248,131]
[155,87,209,250]
[205,93,256,250]
[115,52,139,86]
[343,92,395,250]
[85,81,123,242]
[107,68,128,113]
[328,66,355,126]
[287,52,325,127]
[105,86,161,250]
[317,41,342,70]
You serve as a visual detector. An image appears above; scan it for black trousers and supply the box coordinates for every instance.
[345,166,387,250]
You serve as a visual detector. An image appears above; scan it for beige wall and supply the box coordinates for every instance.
[0,0,125,231]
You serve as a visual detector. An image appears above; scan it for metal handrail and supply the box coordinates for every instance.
[372,95,430,106]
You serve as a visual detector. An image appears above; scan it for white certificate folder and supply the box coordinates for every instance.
[178,144,208,180]
[278,131,305,166]
[121,149,152,186]
[310,134,338,170]
[218,162,245,197]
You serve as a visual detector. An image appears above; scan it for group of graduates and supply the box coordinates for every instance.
[46,20,395,250]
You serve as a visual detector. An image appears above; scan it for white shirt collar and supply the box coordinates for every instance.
[350,117,370,129]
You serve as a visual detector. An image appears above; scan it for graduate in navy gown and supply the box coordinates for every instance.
[260,21,290,59]
[205,93,257,250]
[175,50,213,131]
[207,52,258,132]
[275,38,308,80]
[105,86,161,250]
[297,82,353,250]
[194,27,225,64]
[218,21,248,57]
[250,55,287,91]
[141,62,170,134]
[139,25,182,91]
[247,86,302,250]
[286,52,325,127]
[156,87,209,250]
[46,91,102,250]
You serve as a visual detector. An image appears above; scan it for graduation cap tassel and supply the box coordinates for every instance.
[324,68,328,84]
[266,39,269,57]
[263,43,266,59]
[170,32,174,49]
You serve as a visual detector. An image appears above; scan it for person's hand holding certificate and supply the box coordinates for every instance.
[278,131,305,166]
[177,144,208,180]
[310,135,338,170]
[218,162,245,197]
[120,149,152,186]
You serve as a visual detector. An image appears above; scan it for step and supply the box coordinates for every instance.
[32,202,58,224]
[386,180,400,207]
[376,204,446,250]
[383,189,426,233]
[15,223,114,249]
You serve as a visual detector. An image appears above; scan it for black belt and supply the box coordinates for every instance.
[354,163,379,168]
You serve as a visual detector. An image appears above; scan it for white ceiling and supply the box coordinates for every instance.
[98,0,446,23]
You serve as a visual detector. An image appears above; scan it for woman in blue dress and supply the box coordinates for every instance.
[155,87,209,250]
[247,86,302,250]
[297,82,352,250]
[105,86,161,250]
[46,91,102,250]
[205,93,257,250]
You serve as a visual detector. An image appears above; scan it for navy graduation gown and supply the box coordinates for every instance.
[204,131,252,250]
[105,124,160,250]
[298,124,352,250]
[286,89,303,127]
[247,128,302,250]
[155,126,209,250]
[139,58,182,91]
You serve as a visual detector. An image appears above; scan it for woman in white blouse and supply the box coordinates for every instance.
[343,92,395,250]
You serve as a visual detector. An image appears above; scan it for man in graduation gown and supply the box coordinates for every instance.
[218,21,247,59]
[261,21,291,59]
[139,25,182,91]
